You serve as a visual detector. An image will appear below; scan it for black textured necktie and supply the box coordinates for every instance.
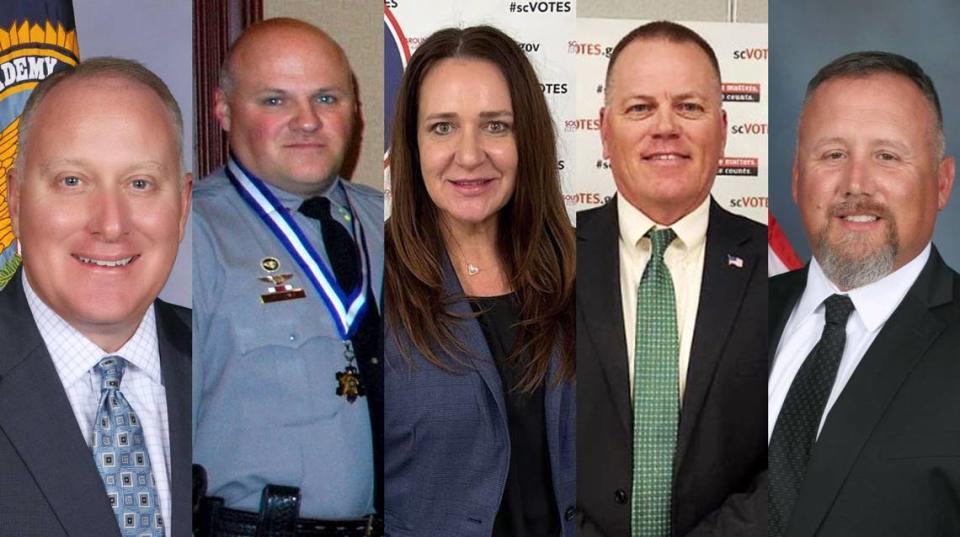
[299,196,360,293]
[769,294,855,536]
[298,195,384,514]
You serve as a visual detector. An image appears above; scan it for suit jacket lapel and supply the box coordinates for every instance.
[0,271,121,537]
[441,258,507,422]
[545,348,561,480]
[786,249,953,537]
[677,200,759,468]
[155,301,192,537]
[544,342,572,488]
[769,267,808,366]
[577,198,632,434]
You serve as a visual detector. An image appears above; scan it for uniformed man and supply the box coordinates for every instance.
[192,18,383,537]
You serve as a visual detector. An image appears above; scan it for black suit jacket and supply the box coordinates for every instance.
[577,197,768,537]
[769,248,960,537]
[0,270,192,537]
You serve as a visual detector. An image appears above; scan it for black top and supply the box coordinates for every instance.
[471,294,560,537]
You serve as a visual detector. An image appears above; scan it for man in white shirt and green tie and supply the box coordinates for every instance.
[577,20,768,537]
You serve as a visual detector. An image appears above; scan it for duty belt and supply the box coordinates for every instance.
[193,465,382,537]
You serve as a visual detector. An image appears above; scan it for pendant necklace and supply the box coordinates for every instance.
[449,232,483,276]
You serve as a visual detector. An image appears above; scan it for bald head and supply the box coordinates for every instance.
[220,18,354,98]
[214,17,359,196]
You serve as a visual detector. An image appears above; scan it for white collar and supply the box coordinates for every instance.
[617,194,710,254]
[22,270,162,388]
[796,243,931,331]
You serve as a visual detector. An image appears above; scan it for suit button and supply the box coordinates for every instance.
[564,506,576,521]
[615,489,627,504]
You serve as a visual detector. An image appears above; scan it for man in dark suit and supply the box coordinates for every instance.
[577,21,767,537]
[769,52,959,537]
[0,58,192,536]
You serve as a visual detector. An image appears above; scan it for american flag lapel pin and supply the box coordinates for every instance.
[727,254,744,268]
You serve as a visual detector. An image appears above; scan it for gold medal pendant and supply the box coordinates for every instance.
[336,365,365,403]
[336,341,365,403]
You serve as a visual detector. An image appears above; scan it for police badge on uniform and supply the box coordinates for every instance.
[336,365,365,403]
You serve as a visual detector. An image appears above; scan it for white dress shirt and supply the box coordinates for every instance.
[23,271,172,537]
[768,243,931,442]
[619,194,709,400]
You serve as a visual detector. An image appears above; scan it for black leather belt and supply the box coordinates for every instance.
[195,481,382,537]
[200,500,381,536]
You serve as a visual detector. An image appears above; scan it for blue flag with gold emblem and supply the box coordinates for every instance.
[0,0,79,288]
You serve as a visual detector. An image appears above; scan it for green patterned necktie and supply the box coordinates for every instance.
[632,227,679,537]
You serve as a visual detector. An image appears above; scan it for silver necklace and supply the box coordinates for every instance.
[448,233,484,276]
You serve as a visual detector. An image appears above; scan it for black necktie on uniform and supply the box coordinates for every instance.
[769,293,855,536]
[298,195,384,514]
[299,196,360,292]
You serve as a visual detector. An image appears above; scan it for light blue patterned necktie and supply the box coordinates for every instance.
[93,356,164,536]
[632,228,679,537]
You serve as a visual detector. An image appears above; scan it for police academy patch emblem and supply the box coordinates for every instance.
[0,11,80,288]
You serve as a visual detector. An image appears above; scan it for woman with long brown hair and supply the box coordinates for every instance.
[383,25,575,537]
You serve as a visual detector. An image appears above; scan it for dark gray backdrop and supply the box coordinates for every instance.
[770,0,960,268]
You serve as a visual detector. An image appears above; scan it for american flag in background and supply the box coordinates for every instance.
[768,213,803,277]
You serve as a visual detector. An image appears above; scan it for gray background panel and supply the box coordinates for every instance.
[75,0,193,308]
[769,0,960,268]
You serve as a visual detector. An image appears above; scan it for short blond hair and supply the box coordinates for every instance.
[15,56,185,175]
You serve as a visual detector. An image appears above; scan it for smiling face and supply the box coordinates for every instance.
[216,22,356,196]
[417,58,518,230]
[9,75,191,351]
[794,73,955,289]
[601,38,727,225]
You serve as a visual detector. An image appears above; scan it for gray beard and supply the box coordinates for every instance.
[816,219,898,291]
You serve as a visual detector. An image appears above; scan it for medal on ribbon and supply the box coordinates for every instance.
[226,158,373,402]
[335,340,365,403]
[226,158,370,339]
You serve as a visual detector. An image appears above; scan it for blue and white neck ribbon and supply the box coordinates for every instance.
[225,158,370,339]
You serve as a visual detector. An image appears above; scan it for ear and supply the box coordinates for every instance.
[7,167,21,238]
[177,172,193,242]
[214,89,231,132]
[719,108,728,157]
[599,106,610,160]
[791,148,801,205]
[936,155,956,211]
[353,96,364,141]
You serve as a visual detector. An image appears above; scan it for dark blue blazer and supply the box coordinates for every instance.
[384,260,575,537]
